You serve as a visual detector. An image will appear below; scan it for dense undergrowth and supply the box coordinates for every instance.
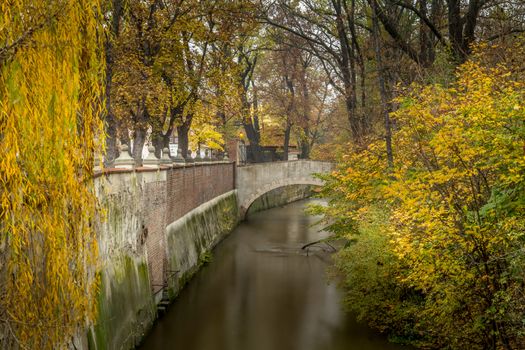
[312,40,525,349]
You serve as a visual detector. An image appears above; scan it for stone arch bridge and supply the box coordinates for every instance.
[236,160,334,218]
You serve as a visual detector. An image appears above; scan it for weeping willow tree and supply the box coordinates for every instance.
[0,1,104,348]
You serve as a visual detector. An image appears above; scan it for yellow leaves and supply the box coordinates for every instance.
[321,43,525,340]
[109,0,248,146]
[1,0,103,348]
[380,51,525,307]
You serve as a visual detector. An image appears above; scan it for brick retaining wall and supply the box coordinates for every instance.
[95,162,235,297]
[166,163,235,224]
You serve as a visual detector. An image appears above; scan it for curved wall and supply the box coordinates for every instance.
[165,191,239,298]
[85,160,330,350]
[246,184,315,217]
[88,163,236,350]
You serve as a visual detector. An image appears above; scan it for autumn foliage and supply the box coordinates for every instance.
[315,42,525,348]
[1,0,524,347]
[0,1,104,348]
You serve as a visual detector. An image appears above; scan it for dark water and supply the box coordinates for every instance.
[139,199,409,350]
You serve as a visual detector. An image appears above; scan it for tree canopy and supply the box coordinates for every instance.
[2,0,525,348]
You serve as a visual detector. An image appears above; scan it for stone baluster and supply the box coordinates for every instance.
[161,147,172,166]
[143,145,160,169]
[210,150,218,161]
[173,148,185,165]
[114,144,135,169]
[203,148,211,162]
[194,149,203,162]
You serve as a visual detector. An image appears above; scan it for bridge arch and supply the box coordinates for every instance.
[236,160,333,219]
[242,179,323,217]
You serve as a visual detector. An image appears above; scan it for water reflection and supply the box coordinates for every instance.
[139,199,409,350]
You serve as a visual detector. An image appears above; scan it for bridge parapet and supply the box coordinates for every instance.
[236,160,333,218]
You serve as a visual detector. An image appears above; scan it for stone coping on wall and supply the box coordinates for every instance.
[236,159,334,168]
[93,160,235,179]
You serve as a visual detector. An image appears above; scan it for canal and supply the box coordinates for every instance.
[139,199,409,350]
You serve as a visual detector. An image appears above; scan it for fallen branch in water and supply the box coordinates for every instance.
[302,239,337,255]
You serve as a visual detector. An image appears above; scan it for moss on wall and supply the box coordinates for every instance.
[165,191,239,298]
[88,182,314,350]
[246,184,314,217]
[89,175,239,350]
[88,255,155,350]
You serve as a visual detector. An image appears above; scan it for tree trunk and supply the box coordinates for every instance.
[283,123,292,161]
[103,0,123,166]
[300,138,311,159]
[152,133,166,159]
[104,113,118,166]
[446,0,481,62]
[243,84,264,163]
[333,0,359,140]
[462,0,481,57]
[343,0,367,134]
[177,121,190,160]
[428,0,442,64]
[152,121,171,158]
[103,31,118,166]
[243,121,263,162]
[419,0,434,67]
[359,62,367,133]
[132,126,147,166]
[371,0,394,168]
[446,0,465,62]
[120,125,130,150]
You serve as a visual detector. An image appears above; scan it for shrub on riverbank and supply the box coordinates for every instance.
[331,208,432,347]
[314,40,525,349]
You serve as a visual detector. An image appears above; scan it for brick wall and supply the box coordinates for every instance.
[97,162,235,296]
[143,162,235,295]
[92,161,236,347]
[143,179,167,294]
[165,162,235,225]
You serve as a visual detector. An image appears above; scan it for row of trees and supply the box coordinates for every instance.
[2,0,525,348]
[102,0,337,165]
[103,0,254,162]
[106,0,525,166]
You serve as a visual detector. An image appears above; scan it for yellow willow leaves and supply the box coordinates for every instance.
[1,1,104,349]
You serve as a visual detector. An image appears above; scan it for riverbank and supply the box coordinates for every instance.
[88,169,314,350]
[138,200,409,350]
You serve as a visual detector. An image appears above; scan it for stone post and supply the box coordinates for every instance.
[143,145,160,169]
[173,148,185,165]
[114,144,135,169]
[161,147,172,166]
